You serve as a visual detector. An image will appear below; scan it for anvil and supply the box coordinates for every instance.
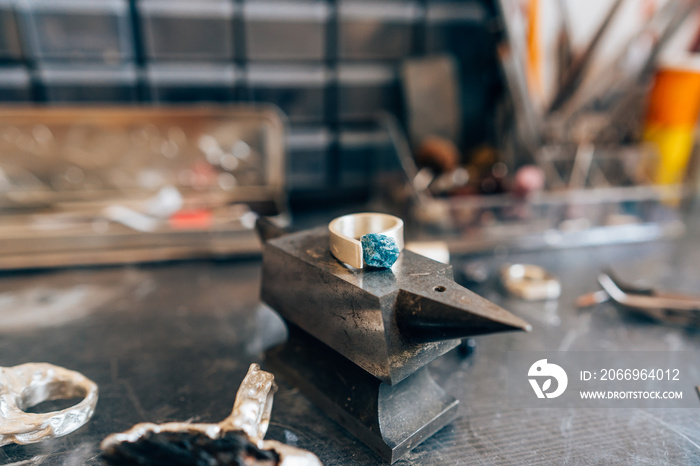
[258,219,530,463]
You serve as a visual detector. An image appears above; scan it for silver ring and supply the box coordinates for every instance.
[0,363,99,446]
[329,213,404,269]
[501,264,561,301]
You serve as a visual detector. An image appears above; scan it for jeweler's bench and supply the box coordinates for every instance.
[1,220,700,465]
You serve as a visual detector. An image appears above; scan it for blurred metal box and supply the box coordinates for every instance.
[337,64,398,121]
[139,0,235,62]
[338,1,418,61]
[18,0,133,63]
[246,64,327,123]
[147,63,237,103]
[0,67,31,102]
[38,64,138,103]
[0,106,286,269]
[243,0,328,61]
[0,0,23,61]
[286,126,331,190]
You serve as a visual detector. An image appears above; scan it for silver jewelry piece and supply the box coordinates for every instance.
[329,212,404,269]
[101,363,322,465]
[501,264,561,301]
[0,363,98,446]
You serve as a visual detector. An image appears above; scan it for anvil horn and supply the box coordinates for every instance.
[396,276,532,343]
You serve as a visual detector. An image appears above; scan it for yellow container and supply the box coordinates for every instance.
[644,55,700,185]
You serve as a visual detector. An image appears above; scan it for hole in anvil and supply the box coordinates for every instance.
[434,286,446,292]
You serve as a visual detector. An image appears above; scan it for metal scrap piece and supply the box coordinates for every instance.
[501,264,561,301]
[101,363,321,466]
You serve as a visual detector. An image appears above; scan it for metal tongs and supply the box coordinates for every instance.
[577,270,700,327]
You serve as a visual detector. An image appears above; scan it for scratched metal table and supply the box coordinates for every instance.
[1,214,700,465]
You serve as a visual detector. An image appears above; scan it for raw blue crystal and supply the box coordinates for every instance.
[360,233,400,269]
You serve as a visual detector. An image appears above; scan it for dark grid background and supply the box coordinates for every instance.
[0,0,502,206]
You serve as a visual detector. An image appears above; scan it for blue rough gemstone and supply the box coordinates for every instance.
[360,233,400,269]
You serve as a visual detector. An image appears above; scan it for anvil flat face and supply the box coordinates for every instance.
[261,226,528,385]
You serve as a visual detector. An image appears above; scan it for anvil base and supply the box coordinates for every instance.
[265,324,460,463]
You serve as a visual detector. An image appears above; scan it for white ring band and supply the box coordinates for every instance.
[329,213,404,268]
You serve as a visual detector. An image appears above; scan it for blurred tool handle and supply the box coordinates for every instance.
[548,0,624,113]
[554,0,574,89]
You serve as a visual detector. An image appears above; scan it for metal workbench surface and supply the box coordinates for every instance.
[1,218,700,465]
